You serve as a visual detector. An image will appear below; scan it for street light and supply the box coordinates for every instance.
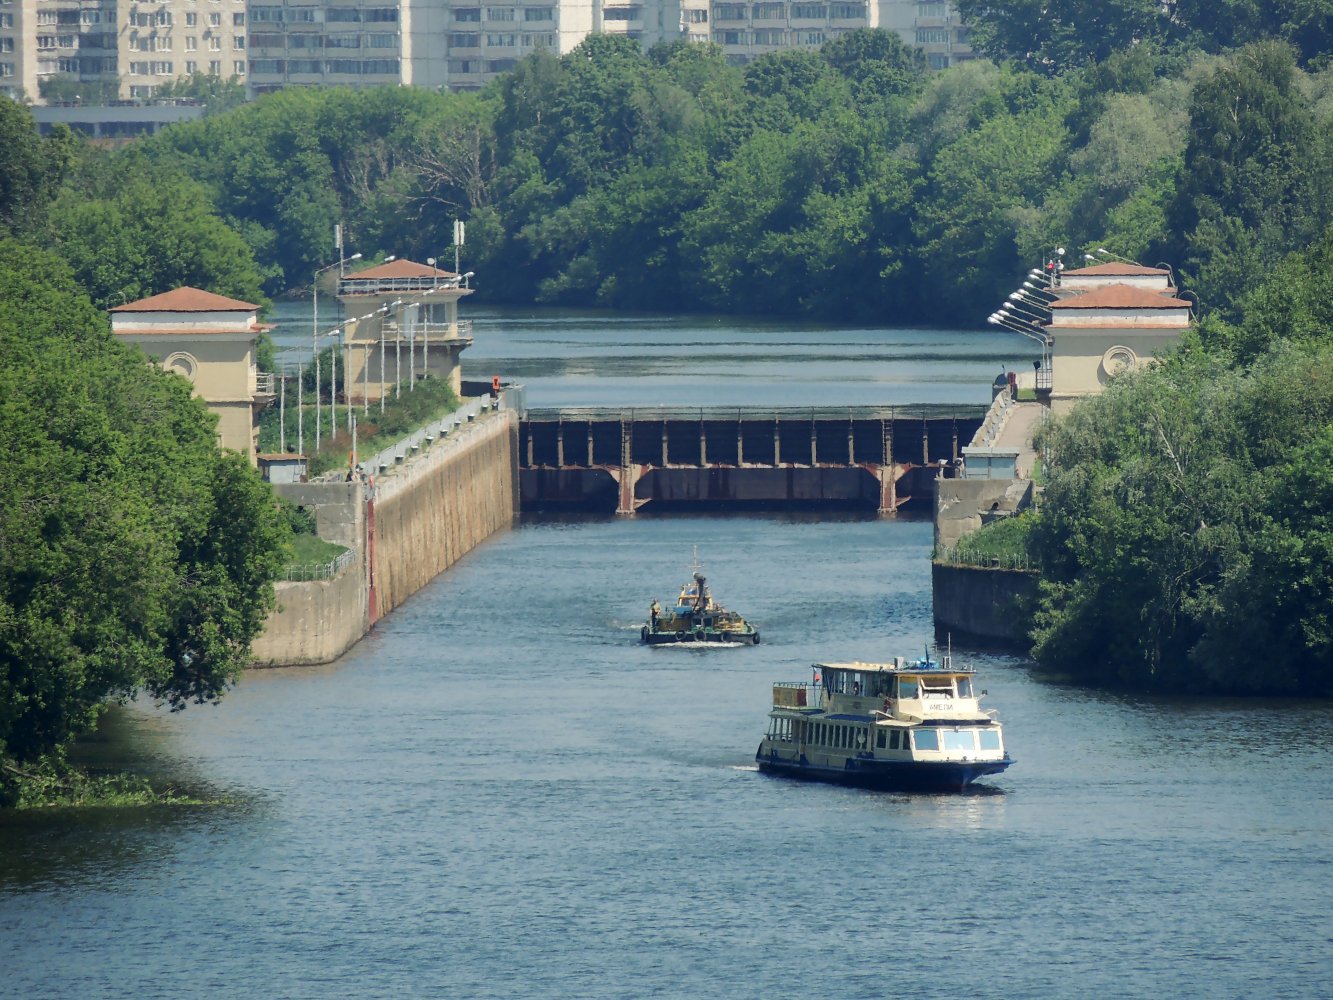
[1095,247,1141,266]
[313,252,361,451]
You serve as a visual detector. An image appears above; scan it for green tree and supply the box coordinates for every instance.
[0,100,76,236]
[49,159,267,309]
[1166,42,1323,317]
[1029,342,1333,693]
[0,240,286,782]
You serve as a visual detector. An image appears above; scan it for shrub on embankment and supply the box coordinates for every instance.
[1027,340,1333,695]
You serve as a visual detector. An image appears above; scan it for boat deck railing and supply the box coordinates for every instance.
[773,682,822,710]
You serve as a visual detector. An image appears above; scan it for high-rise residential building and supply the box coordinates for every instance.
[0,0,250,103]
[712,0,970,69]
[0,0,967,105]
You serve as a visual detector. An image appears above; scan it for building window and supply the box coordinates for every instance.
[523,6,553,20]
[602,6,639,21]
[448,32,480,46]
[714,29,745,44]
[486,32,516,45]
[186,11,198,25]
[713,4,744,19]
[486,7,514,20]
[327,33,360,47]
[186,36,197,50]
[186,59,198,72]
[325,9,360,20]
[829,3,863,16]
[248,58,279,73]
[234,35,244,48]
[368,33,396,48]
[363,57,397,72]
[234,59,245,73]
[793,29,823,43]
[233,12,245,25]
[683,8,707,21]
[209,59,221,73]
[752,27,784,42]
[791,3,825,16]
[915,27,947,43]
[753,3,784,18]
[209,12,221,26]
[251,8,283,22]
[918,1,947,15]
[365,8,398,21]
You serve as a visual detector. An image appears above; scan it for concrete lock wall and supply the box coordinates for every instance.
[371,411,519,617]
[251,567,370,666]
[934,476,1035,550]
[253,409,518,666]
[931,562,1038,648]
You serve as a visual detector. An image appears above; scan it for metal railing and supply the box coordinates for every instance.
[254,371,276,395]
[932,545,1034,572]
[282,547,358,581]
[356,393,496,477]
[525,403,986,422]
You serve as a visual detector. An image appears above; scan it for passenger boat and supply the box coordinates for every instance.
[641,571,760,645]
[755,652,1012,791]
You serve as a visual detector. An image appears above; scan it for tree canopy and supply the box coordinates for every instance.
[0,240,286,787]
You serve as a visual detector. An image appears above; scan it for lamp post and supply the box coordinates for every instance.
[312,252,362,451]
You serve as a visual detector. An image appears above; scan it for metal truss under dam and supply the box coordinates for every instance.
[519,405,985,514]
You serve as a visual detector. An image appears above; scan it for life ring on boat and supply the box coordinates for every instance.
[752,631,761,645]
[694,629,706,643]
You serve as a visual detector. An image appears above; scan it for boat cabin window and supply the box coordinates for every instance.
[896,677,920,699]
[890,730,901,750]
[876,729,886,749]
[956,676,974,698]
[912,729,939,751]
[978,729,1001,751]
[942,730,975,752]
[920,676,954,696]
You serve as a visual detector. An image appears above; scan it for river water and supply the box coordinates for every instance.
[3,312,1330,998]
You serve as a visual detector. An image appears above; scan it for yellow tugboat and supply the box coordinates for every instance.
[642,569,760,646]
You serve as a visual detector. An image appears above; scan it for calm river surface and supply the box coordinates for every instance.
[3,311,1331,999]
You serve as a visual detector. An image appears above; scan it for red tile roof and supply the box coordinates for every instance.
[1050,283,1192,309]
[1061,262,1171,277]
[348,259,455,280]
[110,286,259,312]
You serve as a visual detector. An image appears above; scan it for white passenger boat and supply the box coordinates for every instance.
[755,652,1013,792]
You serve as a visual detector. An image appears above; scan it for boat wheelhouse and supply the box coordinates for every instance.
[642,572,760,645]
[756,654,1012,791]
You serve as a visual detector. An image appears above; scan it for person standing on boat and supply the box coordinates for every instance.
[650,600,660,629]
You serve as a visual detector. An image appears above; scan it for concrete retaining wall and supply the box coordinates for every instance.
[251,566,370,666]
[371,411,519,617]
[931,562,1038,648]
[934,477,1035,550]
[252,408,518,666]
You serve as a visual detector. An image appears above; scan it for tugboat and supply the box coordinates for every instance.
[641,570,760,645]
[755,650,1012,791]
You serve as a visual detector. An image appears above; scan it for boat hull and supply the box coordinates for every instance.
[643,626,760,645]
[755,748,1012,792]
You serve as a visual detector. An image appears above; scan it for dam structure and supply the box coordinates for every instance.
[520,405,984,514]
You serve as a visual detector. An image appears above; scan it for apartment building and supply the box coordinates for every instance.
[0,0,966,104]
[0,0,250,102]
[712,0,970,68]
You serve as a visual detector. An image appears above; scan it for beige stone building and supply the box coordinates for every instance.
[110,286,275,462]
[1042,262,1191,413]
[334,258,474,401]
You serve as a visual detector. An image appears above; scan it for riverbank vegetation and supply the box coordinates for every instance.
[0,240,288,806]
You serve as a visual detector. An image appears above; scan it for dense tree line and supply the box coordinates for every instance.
[5,16,1333,723]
